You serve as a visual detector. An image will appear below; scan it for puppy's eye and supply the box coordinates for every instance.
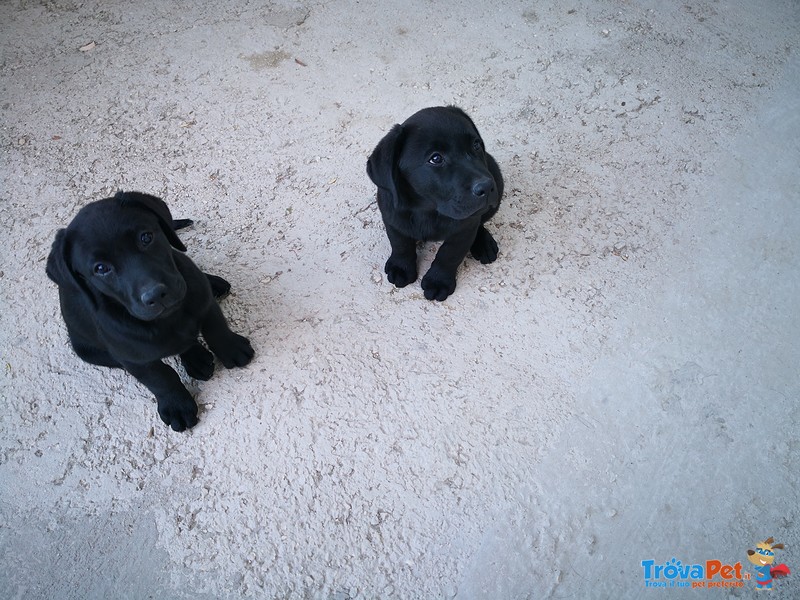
[94,263,111,275]
[428,153,444,165]
[472,139,483,152]
[140,232,154,245]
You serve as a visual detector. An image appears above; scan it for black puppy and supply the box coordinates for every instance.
[367,106,504,301]
[46,191,254,431]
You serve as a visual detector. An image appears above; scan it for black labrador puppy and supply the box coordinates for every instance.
[46,191,254,431]
[367,106,504,300]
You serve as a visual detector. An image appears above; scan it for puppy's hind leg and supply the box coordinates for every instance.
[205,274,231,300]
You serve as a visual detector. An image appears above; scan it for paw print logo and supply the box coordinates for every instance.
[660,558,687,580]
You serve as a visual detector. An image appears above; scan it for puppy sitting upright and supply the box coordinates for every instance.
[367,106,504,301]
[46,191,254,431]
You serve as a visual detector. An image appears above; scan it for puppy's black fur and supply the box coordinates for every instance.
[46,191,254,431]
[367,106,504,301]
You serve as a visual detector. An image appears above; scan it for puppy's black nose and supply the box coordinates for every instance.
[472,177,494,198]
[141,283,168,306]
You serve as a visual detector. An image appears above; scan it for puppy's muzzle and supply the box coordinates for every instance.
[471,176,495,199]
[136,281,184,320]
[141,283,169,308]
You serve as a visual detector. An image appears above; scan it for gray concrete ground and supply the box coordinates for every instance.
[1,1,798,598]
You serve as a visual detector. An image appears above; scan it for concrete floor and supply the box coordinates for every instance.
[1,1,798,598]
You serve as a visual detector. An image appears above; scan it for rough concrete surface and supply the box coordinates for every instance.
[1,1,798,598]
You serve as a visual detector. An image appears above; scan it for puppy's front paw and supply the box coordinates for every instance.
[157,390,199,432]
[385,256,417,288]
[470,227,498,264]
[180,344,215,381]
[215,334,254,369]
[421,268,457,301]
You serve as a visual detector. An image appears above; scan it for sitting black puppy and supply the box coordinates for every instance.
[367,106,504,301]
[46,191,254,431]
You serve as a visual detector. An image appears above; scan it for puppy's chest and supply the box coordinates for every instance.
[399,210,451,242]
[146,318,201,355]
[102,311,202,361]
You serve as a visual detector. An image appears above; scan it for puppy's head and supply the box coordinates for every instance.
[46,191,188,321]
[367,106,499,220]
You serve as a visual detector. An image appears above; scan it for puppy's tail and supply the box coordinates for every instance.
[172,219,193,230]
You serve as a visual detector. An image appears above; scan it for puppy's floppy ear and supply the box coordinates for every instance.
[115,190,187,252]
[46,228,73,286]
[46,228,98,306]
[367,124,405,207]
